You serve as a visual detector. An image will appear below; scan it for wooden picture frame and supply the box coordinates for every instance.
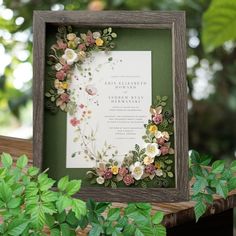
[33,11,188,202]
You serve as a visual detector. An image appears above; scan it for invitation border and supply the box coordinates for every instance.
[33,11,188,202]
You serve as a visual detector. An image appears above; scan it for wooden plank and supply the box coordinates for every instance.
[0,136,235,231]
[0,135,32,160]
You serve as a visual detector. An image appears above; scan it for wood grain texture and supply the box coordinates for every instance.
[0,136,236,234]
[0,136,32,160]
[33,11,188,202]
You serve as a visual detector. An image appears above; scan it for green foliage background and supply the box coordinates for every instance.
[1,0,236,162]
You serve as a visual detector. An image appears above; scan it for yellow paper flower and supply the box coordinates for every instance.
[62,82,68,90]
[95,38,104,46]
[111,166,119,175]
[149,125,158,134]
[155,162,161,169]
[67,33,76,41]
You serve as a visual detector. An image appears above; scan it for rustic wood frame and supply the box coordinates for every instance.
[33,11,188,202]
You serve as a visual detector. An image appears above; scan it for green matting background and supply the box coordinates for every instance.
[43,26,174,187]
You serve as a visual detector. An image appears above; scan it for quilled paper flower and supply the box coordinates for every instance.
[62,48,78,65]
[111,165,119,175]
[129,162,144,180]
[123,174,134,186]
[95,38,104,46]
[145,143,161,158]
[149,125,158,134]
[96,176,105,184]
[143,156,155,165]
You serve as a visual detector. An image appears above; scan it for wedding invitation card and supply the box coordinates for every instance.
[66,51,152,168]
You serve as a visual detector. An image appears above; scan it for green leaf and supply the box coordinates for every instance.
[194,200,207,222]
[230,160,236,172]
[61,223,71,236]
[123,224,136,236]
[7,219,29,236]
[71,198,86,219]
[56,195,72,213]
[202,0,236,52]
[16,155,28,169]
[31,205,46,229]
[95,202,110,213]
[28,166,39,176]
[89,223,104,236]
[212,160,225,174]
[38,174,55,191]
[56,210,67,224]
[216,180,228,198]
[1,152,13,168]
[152,211,164,225]
[45,213,55,228]
[107,208,120,221]
[66,211,78,227]
[228,176,236,191]
[154,224,166,236]
[50,228,61,236]
[193,176,208,194]
[66,179,81,196]
[7,197,21,209]
[41,191,58,202]
[58,176,69,191]
[0,181,12,202]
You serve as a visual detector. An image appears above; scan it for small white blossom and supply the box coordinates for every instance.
[129,161,144,180]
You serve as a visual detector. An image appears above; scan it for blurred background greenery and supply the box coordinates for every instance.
[0,0,236,164]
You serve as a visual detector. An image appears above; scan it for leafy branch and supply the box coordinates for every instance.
[190,150,236,221]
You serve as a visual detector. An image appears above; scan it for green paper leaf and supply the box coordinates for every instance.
[152,211,164,225]
[1,152,13,168]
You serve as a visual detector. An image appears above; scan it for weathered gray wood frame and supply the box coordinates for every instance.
[33,11,188,202]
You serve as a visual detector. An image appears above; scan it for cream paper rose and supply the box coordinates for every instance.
[62,48,78,65]
[129,161,144,180]
[96,176,105,184]
[143,156,155,165]
[155,169,163,177]
[145,143,161,158]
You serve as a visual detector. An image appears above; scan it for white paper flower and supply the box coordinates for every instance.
[143,156,154,165]
[129,161,144,180]
[145,143,161,158]
[155,169,163,177]
[55,63,63,71]
[162,131,170,141]
[96,176,105,184]
[155,131,163,139]
[57,88,65,94]
[93,31,101,39]
[62,48,78,65]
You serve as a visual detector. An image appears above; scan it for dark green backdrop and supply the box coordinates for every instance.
[43,26,174,187]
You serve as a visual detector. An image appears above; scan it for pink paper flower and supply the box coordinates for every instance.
[157,137,165,145]
[145,164,156,175]
[118,167,128,177]
[60,93,70,103]
[79,44,86,51]
[123,174,134,186]
[62,64,70,72]
[70,117,80,127]
[56,70,66,81]
[160,146,169,155]
[57,39,67,50]
[152,114,163,125]
[103,169,113,180]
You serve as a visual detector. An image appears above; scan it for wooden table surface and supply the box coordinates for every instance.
[0,135,235,235]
